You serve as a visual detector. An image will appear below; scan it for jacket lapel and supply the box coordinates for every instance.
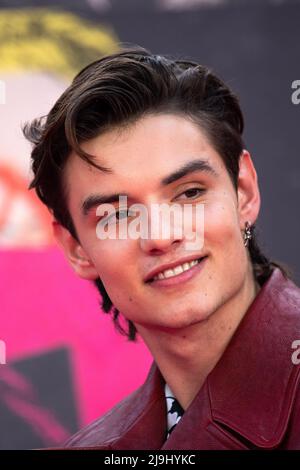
[163,268,300,449]
[112,363,167,450]
[207,268,300,448]
[112,268,300,450]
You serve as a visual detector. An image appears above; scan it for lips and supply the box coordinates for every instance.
[144,255,207,283]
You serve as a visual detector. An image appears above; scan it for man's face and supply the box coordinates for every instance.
[63,114,260,331]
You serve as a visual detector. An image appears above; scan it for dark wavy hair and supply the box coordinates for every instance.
[24,46,292,341]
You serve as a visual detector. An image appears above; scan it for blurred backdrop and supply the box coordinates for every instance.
[0,0,299,449]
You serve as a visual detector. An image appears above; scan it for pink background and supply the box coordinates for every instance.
[0,247,152,426]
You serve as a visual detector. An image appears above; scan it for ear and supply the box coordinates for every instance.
[237,150,261,229]
[52,221,99,280]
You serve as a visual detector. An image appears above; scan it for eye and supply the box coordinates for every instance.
[176,187,206,200]
[100,208,133,225]
[114,209,130,221]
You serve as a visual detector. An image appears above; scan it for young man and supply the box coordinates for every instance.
[25,47,300,449]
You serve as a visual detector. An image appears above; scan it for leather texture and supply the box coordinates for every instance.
[64,268,300,450]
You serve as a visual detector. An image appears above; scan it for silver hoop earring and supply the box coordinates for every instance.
[243,221,253,247]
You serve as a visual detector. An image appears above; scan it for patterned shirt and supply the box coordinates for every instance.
[164,383,184,438]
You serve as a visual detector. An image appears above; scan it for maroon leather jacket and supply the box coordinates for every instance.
[64,268,300,450]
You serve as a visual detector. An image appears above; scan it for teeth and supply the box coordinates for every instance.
[173,265,184,275]
[153,258,202,281]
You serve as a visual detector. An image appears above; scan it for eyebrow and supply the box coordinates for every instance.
[81,158,217,216]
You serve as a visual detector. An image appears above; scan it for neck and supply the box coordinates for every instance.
[136,268,260,410]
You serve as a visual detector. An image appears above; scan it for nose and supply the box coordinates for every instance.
[139,235,183,255]
[139,210,184,255]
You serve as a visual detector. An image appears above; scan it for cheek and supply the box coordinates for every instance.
[89,240,138,311]
[200,196,240,247]
[89,238,137,284]
[204,200,249,280]
[96,246,140,316]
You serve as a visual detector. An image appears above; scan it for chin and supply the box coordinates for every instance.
[158,309,211,330]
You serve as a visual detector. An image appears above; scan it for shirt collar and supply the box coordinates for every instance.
[164,383,184,437]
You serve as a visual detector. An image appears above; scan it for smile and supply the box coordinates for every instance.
[146,256,208,287]
[153,258,202,281]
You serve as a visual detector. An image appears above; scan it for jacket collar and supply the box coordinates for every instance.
[206,267,300,448]
[112,363,167,450]
[114,268,300,449]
